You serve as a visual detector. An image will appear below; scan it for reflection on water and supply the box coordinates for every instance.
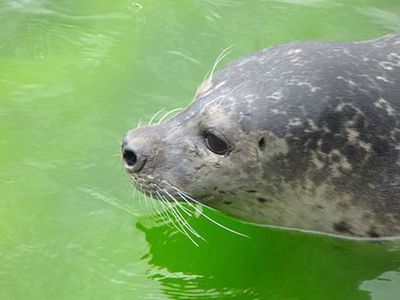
[360,270,400,300]
[138,212,400,300]
[1,0,400,299]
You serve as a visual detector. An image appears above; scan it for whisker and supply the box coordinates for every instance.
[132,187,140,206]
[148,108,165,125]
[159,194,200,238]
[149,193,171,226]
[178,190,248,237]
[162,190,204,241]
[208,45,233,83]
[163,189,193,217]
[157,193,200,246]
[145,192,167,222]
[156,190,185,230]
[135,188,146,209]
[156,191,194,236]
[166,184,249,238]
[141,190,152,213]
[150,191,177,229]
[157,107,182,124]
[136,119,144,129]
[147,193,175,228]
[146,192,162,216]
[157,200,178,230]
[195,46,233,99]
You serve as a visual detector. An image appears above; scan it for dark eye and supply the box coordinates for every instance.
[204,133,229,155]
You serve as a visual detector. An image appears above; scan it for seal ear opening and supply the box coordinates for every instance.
[258,137,266,151]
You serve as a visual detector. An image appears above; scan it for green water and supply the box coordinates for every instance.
[1,0,400,299]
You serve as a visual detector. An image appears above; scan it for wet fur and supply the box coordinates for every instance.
[124,33,400,238]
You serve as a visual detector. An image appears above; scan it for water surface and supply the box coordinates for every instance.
[1,0,400,299]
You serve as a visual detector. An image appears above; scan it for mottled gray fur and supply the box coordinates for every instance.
[123,32,400,238]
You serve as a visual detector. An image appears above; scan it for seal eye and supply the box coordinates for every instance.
[204,133,229,155]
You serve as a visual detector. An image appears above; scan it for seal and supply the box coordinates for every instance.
[122,32,400,239]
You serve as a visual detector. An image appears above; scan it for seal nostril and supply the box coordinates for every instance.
[123,149,137,167]
[258,137,266,151]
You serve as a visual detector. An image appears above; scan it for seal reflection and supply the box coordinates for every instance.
[137,211,400,300]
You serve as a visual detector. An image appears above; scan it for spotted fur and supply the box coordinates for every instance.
[124,32,400,238]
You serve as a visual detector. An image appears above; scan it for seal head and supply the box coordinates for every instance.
[123,32,400,238]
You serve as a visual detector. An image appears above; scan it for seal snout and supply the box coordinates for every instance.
[121,136,147,173]
[122,125,163,173]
